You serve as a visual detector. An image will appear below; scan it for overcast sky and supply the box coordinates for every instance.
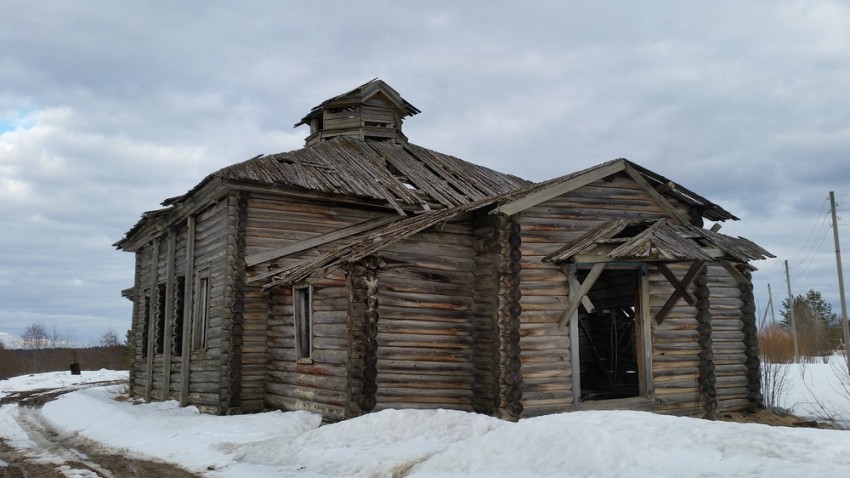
[2,1,850,346]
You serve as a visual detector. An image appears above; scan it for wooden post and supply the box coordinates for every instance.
[639,263,653,398]
[568,268,582,406]
[179,215,195,407]
[161,229,176,400]
[145,240,159,402]
[829,191,850,374]
[784,260,800,363]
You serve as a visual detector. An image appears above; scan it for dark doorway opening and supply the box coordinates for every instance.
[577,268,640,401]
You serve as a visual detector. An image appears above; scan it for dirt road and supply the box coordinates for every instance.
[0,382,202,478]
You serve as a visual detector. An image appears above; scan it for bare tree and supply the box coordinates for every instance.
[100,329,121,347]
[17,323,50,372]
[18,323,50,350]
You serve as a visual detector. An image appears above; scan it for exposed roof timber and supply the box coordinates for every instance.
[263,197,498,288]
[544,218,773,264]
[626,161,738,221]
[245,215,398,272]
[493,159,627,216]
[622,162,691,225]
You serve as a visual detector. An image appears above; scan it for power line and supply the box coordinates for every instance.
[797,219,831,275]
[789,197,830,263]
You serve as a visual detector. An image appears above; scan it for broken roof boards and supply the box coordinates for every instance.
[116,80,771,421]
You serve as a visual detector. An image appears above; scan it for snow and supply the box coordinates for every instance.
[779,358,850,426]
[1,366,849,477]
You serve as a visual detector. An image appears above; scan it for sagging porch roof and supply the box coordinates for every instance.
[544,218,774,264]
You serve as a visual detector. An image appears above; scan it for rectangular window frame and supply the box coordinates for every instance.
[294,284,313,360]
[192,274,210,352]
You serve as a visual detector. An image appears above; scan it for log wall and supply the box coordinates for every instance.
[186,200,229,413]
[471,212,499,414]
[372,218,477,412]
[706,263,749,412]
[516,173,669,416]
[252,193,394,420]
[649,264,702,415]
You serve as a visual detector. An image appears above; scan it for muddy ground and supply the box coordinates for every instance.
[0,383,202,478]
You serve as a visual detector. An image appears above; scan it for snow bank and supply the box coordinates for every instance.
[41,387,320,474]
[0,369,127,398]
[0,368,844,477]
[780,356,850,426]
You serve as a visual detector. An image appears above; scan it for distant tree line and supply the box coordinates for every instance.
[0,324,131,380]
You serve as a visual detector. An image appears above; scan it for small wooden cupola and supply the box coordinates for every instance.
[294,79,421,146]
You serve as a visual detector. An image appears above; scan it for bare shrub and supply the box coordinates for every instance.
[759,323,793,409]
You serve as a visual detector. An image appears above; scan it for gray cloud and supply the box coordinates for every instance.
[2,0,850,343]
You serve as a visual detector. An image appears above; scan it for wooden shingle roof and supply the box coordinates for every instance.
[544,218,774,264]
[218,136,527,212]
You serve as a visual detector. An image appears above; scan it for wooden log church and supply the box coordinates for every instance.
[115,79,773,420]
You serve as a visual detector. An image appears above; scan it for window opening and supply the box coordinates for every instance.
[577,268,640,401]
[193,277,210,351]
[294,285,313,359]
[155,283,167,355]
[173,276,185,356]
[141,289,151,358]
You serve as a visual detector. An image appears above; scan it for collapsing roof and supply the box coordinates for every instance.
[543,218,774,264]
[259,159,772,288]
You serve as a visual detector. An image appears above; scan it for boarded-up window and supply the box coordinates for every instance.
[173,276,185,356]
[155,283,167,355]
[193,277,210,351]
[294,285,312,359]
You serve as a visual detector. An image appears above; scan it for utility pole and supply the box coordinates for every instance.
[767,282,776,324]
[829,191,850,374]
[759,283,776,330]
[785,260,799,363]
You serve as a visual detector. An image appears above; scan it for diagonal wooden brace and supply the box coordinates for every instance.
[653,261,705,324]
[656,263,697,306]
[559,262,605,328]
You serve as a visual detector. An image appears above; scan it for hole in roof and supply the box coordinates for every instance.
[614,224,649,238]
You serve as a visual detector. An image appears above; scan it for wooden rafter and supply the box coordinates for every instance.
[622,162,691,225]
[653,261,706,324]
[245,215,398,270]
[494,160,626,216]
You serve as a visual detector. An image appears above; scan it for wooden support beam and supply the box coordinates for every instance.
[639,264,654,397]
[559,262,606,328]
[655,181,676,194]
[245,215,397,268]
[559,264,595,313]
[144,239,159,402]
[623,163,691,225]
[718,260,749,285]
[655,263,697,306]
[494,160,626,216]
[179,215,195,407]
[653,261,705,324]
